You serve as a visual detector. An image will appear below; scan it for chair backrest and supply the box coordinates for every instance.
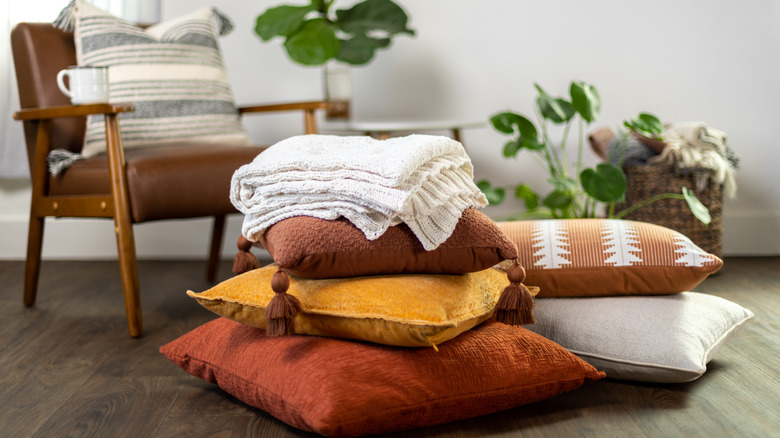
[11,22,86,167]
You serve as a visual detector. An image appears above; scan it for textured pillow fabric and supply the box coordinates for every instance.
[160,317,605,437]
[189,263,510,348]
[256,208,518,278]
[497,219,722,297]
[61,0,250,158]
[525,292,753,383]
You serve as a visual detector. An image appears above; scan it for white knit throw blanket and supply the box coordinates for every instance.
[230,134,488,250]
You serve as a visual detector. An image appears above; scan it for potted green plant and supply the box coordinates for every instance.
[255,0,415,118]
[478,80,711,224]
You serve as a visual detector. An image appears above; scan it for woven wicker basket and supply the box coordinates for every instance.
[617,164,724,257]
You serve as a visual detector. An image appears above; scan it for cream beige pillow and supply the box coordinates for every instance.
[527,293,753,382]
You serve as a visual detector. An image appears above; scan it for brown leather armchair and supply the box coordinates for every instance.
[11,22,328,337]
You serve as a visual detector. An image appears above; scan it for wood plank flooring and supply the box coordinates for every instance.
[0,257,778,437]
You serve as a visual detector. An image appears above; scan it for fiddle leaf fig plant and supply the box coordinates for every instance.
[480,80,710,224]
[255,0,415,66]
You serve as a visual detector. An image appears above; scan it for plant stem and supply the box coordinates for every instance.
[315,0,333,15]
[576,117,584,182]
[534,106,561,177]
[559,121,572,178]
[613,193,685,219]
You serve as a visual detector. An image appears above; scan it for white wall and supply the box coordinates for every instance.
[1,0,779,259]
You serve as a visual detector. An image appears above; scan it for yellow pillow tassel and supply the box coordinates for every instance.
[232,235,260,275]
[265,269,302,336]
[494,261,537,326]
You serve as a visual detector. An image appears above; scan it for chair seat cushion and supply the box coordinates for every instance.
[49,145,264,222]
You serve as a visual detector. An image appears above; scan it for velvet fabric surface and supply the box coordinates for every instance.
[497,219,722,297]
[188,264,510,348]
[160,318,605,437]
[257,208,518,279]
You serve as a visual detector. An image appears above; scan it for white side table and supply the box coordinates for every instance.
[321,120,486,145]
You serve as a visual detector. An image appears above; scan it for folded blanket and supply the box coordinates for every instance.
[230,134,488,250]
[654,122,738,198]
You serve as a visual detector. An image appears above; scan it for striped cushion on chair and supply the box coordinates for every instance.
[57,0,251,158]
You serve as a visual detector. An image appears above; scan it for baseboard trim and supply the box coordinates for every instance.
[0,215,270,260]
[0,212,778,260]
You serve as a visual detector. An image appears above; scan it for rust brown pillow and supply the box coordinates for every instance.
[255,208,518,278]
[160,317,605,437]
[497,219,723,297]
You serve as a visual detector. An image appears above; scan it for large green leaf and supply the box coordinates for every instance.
[283,18,340,66]
[682,186,712,225]
[255,5,314,41]
[548,176,578,192]
[522,137,546,151]
[515,184,540,210]
[336,0,415,36]
[534,84,575,124]
[580,164,627,202]
[490,112,519,134]
[477,180,506,205]
[624,112,664,138]
[570,81,601,123]
[490,112,537,139]
[371,37,391,48]
[542,189,573,210]
[336,34,376,65]
[503,139,522,158]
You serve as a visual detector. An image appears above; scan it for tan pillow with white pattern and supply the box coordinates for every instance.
[497,219,722,297]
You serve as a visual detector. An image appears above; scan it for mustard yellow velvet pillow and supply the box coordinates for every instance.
[188,264,511,349]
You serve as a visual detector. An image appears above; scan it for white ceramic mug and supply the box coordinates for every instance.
[56,66,109,105]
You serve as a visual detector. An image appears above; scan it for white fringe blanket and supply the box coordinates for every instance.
[652,122,738,198]
[230,134,488,251]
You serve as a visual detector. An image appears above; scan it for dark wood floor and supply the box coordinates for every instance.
[1,257,778,438]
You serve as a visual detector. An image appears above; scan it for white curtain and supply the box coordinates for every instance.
[0,0,159,179]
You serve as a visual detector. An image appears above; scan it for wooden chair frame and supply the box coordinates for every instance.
[13,100,328,337]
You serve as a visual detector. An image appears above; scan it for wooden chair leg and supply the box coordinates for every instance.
[105,113,142,337]
[114,219,142,337]
[23,215,44,306]
[206,214,226,282]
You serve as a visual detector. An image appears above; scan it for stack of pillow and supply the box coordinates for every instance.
[496,218,754,383]
[199,133,539,345]
[161,134,606,436]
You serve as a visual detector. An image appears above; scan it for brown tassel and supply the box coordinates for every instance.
[232,235,260,275]
[494,261,538,326]
[264,269,302,336]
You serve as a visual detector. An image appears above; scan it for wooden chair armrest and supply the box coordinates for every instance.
[237,101,329,114]
[13,103,135,121]
[238,101,330,134]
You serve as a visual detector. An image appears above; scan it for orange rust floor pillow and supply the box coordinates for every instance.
[497,219,722,298]
[160,318,604,437]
